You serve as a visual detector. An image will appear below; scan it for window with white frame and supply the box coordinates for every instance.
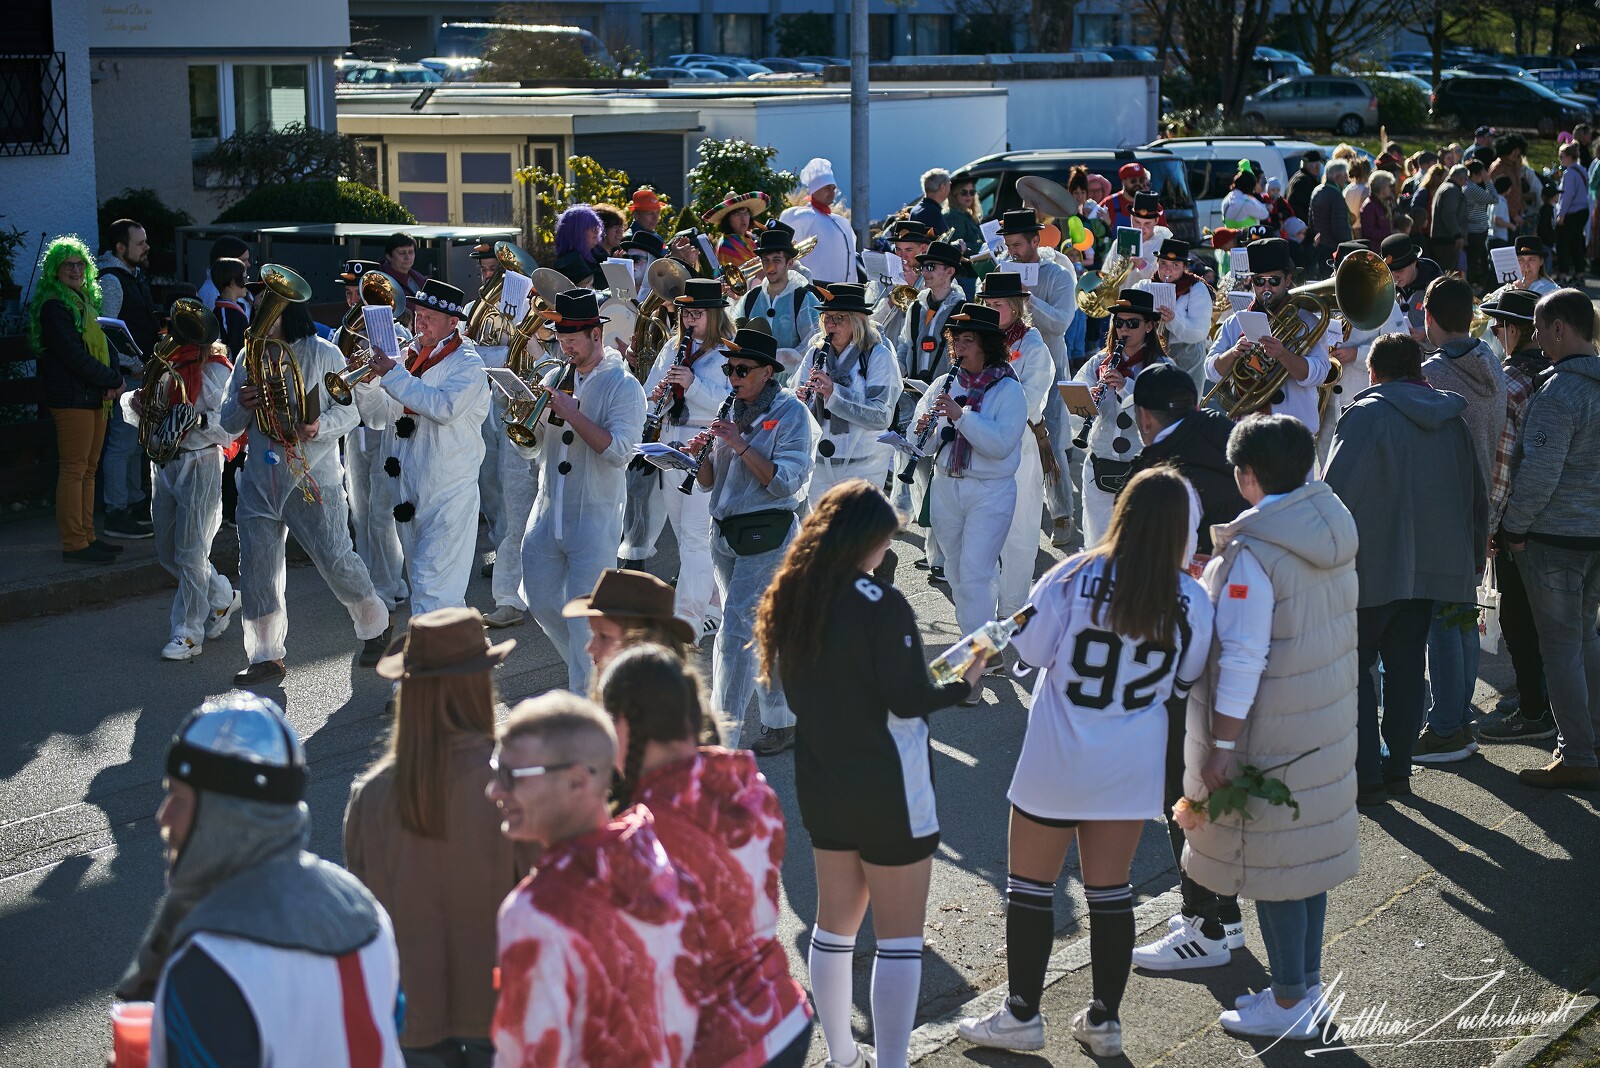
[188,61,321,166]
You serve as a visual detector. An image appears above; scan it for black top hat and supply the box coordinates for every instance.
[1133,362,1198,411]
[1109,288,1161,319]
[754,220,799,256]
[1379,233,1420,272]
[722,327,784,370]
[1132,191,1163,219]
[977,272,1030,301]
[946,302,1005,335]
[337,258,381,285]
[814,282,872,315]
[1481,287,1539,326]
[1328,239,1373,269]
[469,242,498,261]
[1157,238,1191,263]
[996,209,1044,235]
[1246,238,1296,275]
[619,229,666,258]
[1513,235,1548,258]
[674,277,728,310]
[416,279,466,318]
[551,288,607,333]
[916,241,963,270]
[888,219,938,244]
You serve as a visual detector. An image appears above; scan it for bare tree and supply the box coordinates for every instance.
[1288,0,1424,74]
[1031,0,1077,53]
[1164,0,1274,116]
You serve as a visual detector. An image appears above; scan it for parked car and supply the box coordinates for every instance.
[1144,135,1323,233]
[1099,45,1158,62]
[439,22,613,67]
[789,55,850,68]
[688,60,772,79]
[1367,70,1434,96]
[338,62,442,85]
[1242,75,1380,135]
[955,147,1199,243]
[756,57,824,73]
[1061,50,1116,63]
[1432,73,1589,135]
[417,56,484,81]
[667,53,728,66]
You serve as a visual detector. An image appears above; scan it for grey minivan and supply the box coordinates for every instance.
[1242,75,1380,135]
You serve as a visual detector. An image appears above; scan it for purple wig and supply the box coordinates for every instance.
[554,205,604,259]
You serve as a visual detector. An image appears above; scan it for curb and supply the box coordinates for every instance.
[1488,981,1600,1068]
[0,540,242,625]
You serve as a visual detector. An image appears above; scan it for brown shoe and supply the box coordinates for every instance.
[1517,759,1600,790]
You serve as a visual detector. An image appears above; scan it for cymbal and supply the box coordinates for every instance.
[646,258,691,302]
[1016,175,1077,220]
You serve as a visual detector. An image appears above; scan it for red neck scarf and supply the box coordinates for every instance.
[402,332,464,415]
[167,343,233,403]
[1004,321,1029,351]
[810,196,833,215]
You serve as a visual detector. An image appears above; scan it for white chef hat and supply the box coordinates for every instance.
[801,157,837,195]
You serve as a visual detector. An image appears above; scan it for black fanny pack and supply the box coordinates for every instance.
[1090,455,1134,494]
[716,508,795,556]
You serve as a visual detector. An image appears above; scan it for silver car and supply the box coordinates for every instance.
[1242,76,1381,135]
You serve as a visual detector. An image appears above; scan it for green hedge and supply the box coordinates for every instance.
[1369,78,1430,134]
[214,182,414,225]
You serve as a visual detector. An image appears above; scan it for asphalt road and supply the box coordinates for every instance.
[0,519,1595,1068]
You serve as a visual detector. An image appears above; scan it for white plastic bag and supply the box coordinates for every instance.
[1478,566,1501,656]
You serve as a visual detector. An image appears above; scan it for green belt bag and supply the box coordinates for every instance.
[717,508,795,556]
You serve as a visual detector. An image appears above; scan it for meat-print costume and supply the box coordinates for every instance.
[631,748,811,1068]
[492,807,697,1068]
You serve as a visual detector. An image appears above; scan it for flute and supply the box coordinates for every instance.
[679,391,737,495]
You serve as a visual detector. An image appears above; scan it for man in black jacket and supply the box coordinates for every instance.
[97,218,159,538]
[1124,364,1247,554]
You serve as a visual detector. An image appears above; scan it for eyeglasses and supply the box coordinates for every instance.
[1251,275,1285,288]
[489,755,585,791]
[722,362,760,378]
[60,261,86,272]
[821,312,852,325]
[1113,316,1149,330]
[679,308,707,318]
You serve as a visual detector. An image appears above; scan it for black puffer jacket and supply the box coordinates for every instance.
[37,299,123,409]
[1127,407,1248,553]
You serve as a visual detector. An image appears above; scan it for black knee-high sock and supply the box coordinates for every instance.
[1085,883,1135,1023]
[1005,873,1056,1021]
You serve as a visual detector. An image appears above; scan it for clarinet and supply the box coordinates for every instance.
[1072,338,1126,451]
[642,336,690,445]
[679,391,737,495]
[899,353,958,483]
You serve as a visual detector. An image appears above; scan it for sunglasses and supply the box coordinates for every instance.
[954,189,976,197]
[1113,316,1150,330]
[1251,275,1286,287]
[917,264,948,273]
[722,362,760,378]
[489,756,584,791]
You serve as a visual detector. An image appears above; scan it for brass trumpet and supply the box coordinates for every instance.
[889,284,920,311]
[720,235,817,297]
[465,241,535,345]
[139,298,217,463]
[326,270,407,405]
[243,264,313,442]
[503,358,573,447]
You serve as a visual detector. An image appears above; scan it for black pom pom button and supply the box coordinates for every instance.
[1271,389,1286,405]
[396,416,416,439]
[1112,436,1131,454]
[562,430,575,445]
[818,439,836,458]
[558,460,573,475]
[384,456,400,477]
[1116,412,1133,430]
[393,501,416,523]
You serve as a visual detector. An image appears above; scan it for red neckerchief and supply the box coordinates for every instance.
[1172,270,1205,298]
[401,332,463,414]
[1004,320,1029,359]
[672,336,716,404]
[167,343,233,404]
[811,196,833,215]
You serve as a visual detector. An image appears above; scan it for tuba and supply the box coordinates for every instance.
[1075,254,1134,318]
[326,270,407,405]
[139,298,217,463]
[465,241,535,345]
[629,258,691,381]
[243,264,313,442]
[1203,250,1393,419]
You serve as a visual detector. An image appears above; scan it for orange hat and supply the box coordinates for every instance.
[630,188,664,213]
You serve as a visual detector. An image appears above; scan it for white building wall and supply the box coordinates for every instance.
[89,58,206,224]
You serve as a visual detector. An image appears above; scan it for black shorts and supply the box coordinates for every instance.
[809,830,941,866]
[1012,803,1079,829]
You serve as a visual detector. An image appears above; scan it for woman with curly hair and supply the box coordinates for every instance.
[597,644,814,1067]
[754,479,980,1068]
[551,205,605,286]
[30,235,126,563]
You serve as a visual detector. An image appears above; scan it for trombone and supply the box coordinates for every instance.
[326,270,407,405]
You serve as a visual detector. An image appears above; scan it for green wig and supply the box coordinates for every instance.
[28,235,102,353]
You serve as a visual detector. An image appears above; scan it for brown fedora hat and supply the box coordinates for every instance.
[562,569,695,645]
[376,606,516,680]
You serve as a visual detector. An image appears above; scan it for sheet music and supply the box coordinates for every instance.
[1057,381,1096,418]
[637,442,700,472]
[862,250,892,280]
[1116,227,1141,258]
[696,233,719,266]
[600,259,637,302]
[1489,246,1519,286]
[499,271,533,324]
[1235,310,1272,343]
[1226,291,1255,313]
[362,305,400,361]
[877,430,927,458]
[980,219,1003,253]
[97,318,143,363]
[1014,261,1041,286]
[485,367,535,402]
[1229,249,1251,276]
[1145,282,1176,315]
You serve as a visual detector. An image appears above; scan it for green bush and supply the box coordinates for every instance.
[97,188,194,260]
[213,182,414,225]
[1369,77,1429,134]
[685,139,799,222]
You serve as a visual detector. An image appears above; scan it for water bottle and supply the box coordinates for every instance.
[929,605,1037,686]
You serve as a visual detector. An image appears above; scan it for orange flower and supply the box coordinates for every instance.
[1171,796,1208,831]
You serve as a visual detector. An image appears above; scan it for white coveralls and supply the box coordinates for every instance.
[514,350,645,695]
[997,254,1078,526]
[636,336,729,629]
[354,330,491,615]
[1206,306,1333,437]
[705,388,818,745]
[914,370,1027,638]
[794,335,902,501]
[473,331,543,614]
[337,322,410,606]
[892,287,965,553]
[127,356,236,645]
[1137,277,1213,390]
[1073,349,1172,548]
[220,336,390,665]
[999,327,1055,617]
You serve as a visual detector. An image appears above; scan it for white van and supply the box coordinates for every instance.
[1143,136,1323,235]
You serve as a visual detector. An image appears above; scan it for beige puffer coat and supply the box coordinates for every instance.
[1182,481,1361,902]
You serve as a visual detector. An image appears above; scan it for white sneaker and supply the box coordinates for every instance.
[161,636,201,661]
[482,604,526,629]
[1164,910,1245,950]
[1219,990,1319,1040]
[957,1003,1045,1051]
[1133,916,1231,971]
[824,1045,875,1068]
[1071,1006,1124,1057]
[1235,983,1322,1010]
[699,614,721,644]
[205,591,242,640]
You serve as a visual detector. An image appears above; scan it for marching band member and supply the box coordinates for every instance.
[638,278,736,636]
[1206,237,1334,437]
[1075,289,1174,548]
[703,190,770,268]
[686,328,817,755]
[1481,235,1559,358]
[221,300,391,686]
[912,303,1028,704]
[516,288,647,696]
[733,220,821,368]
[128,319,241,661]
[982,273,1056,618]
[797,282,903,502]
[355,280,491,616]
[463,244,506,578]
[1124,192,1174,284]
[896,241,968,384]
[626,186,664,236]
[871,220,936,345]
[1137,239,1212,390]
[618,228,666,300]
[1314,241,1408,464]
[781,158,858,285]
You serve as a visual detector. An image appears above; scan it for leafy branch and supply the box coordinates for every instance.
[1174,746,1322,826]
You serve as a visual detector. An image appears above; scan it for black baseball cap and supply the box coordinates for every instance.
[1133,363,1198,411]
